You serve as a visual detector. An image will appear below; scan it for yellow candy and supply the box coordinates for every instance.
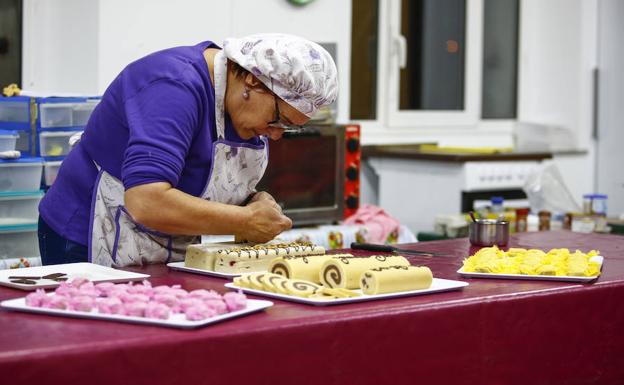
[461,247,601,277]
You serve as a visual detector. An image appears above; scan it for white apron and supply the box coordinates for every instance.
[88,51,268,267]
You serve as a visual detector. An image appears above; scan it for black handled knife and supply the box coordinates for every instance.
[350,242,445,257]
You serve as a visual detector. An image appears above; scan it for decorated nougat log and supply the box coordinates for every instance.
[185,243,238,270]
[214,242,326,274]
[360,265,433,295]
[269,254,349,283]
[319,255,410,289]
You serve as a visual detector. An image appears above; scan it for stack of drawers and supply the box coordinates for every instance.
[0,95,101,269]
[37,97,100,188]
[0,157,44,269]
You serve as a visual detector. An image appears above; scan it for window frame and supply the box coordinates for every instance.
[355,0,504,142]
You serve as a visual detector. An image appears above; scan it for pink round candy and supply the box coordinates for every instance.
[123,302,148,317]
[223,291,247,312]
[77,286,99,298]
[119,293,150,304]
[127,281,154,297]
[144,302,171,320]
[97,297,124,315]
[54,282,80,297]
[153,293,179,308]
[25,289,49,307]
[189,289,221,301]
[94,282,116,297]
[69,277,91,289]
[178,298,204,312]
[170,288,189,299]
[43,295,69,310]
[152,285,174,295]
[185,305,218,321]
[68,296,96,312]
[203,299,227,315]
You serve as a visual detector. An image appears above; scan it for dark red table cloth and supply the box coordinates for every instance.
[1,231,623,385]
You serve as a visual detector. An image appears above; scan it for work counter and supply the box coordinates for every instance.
[1,231,623,385]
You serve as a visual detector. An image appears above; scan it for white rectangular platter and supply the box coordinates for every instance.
[0,296,273,329]
[457,256,604,283]
[167,262,241,278]
[225,278,468,306]
[0,263,150,291]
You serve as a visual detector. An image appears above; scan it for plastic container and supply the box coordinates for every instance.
[39,103,73,128]
[0,224,40,260]
[0,129,18,152]
[15,130,31,154]
[0,157,43,192]
[72,102,98,126]
[490,196,504,214]
[0,191,44,226]
[39,131,76,157]
[0,101,30,122]
[591,194,608,216]
[44,160,63,186]
[39,101,98,128]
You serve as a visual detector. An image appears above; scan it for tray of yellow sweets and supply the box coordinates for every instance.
[457,246,604,283]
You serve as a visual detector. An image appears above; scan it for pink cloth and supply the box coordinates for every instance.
[342,204,401,244]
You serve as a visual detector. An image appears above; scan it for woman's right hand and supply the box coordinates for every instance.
[238,199,292,243]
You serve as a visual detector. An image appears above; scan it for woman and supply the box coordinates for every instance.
[38,33,338,267]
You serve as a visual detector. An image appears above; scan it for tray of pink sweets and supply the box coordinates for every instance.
[0,278,273,329]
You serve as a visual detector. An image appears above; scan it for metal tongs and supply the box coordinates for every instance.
[350,242,446,257]
[8,272,68,285]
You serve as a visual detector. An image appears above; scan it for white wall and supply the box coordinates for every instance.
[517,0,597,206]
[22,0,99,94]
[23,0,351,122]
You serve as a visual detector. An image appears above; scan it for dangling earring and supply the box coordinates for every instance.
[242,88,250,100]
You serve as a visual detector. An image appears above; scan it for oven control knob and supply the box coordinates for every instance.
[346,137,360,153]
[346,194,359,209]
[346,164,359,181]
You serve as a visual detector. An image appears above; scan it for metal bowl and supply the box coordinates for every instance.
[469,219,510,247]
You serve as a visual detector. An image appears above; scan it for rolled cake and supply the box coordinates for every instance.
[184,242,240,270]
[319,255,410,289]
[269,254,350,283]
[210,242,325,274]
[283,279,322,297]
[360,265,432,295]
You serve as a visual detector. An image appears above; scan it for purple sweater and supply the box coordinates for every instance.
[39,41,261,246]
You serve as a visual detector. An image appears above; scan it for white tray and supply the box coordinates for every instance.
[0,296,273,329]
[457,256,604,283]
[167,262,242,279]
[224,278,468,306]
[0,262,150,291]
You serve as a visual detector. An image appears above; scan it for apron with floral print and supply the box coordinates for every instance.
[89,50,268,267]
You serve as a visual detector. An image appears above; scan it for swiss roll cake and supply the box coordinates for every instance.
[319,255,410,289]
[360,265,433,295]
[269,254,348,283]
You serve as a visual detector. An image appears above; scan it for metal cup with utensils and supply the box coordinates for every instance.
[469,219,510,247]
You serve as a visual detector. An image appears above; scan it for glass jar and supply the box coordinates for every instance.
[515,208,529,232]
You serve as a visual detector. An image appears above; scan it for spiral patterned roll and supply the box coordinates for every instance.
[283,279,322,297]
[320,255,410,289]
[269,254,346,283]
[360,265,432,295]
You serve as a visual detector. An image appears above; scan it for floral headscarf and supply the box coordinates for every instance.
[223,33,338,117]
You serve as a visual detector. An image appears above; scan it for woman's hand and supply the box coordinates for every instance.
[248,191,277,204]
[238,198,292,243]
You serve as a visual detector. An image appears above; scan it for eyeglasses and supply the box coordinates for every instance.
[268,81,304,133]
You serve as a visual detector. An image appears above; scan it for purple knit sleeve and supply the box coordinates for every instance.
[121,79,199,189]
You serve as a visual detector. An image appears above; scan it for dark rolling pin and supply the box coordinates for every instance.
[350,242,445,257]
